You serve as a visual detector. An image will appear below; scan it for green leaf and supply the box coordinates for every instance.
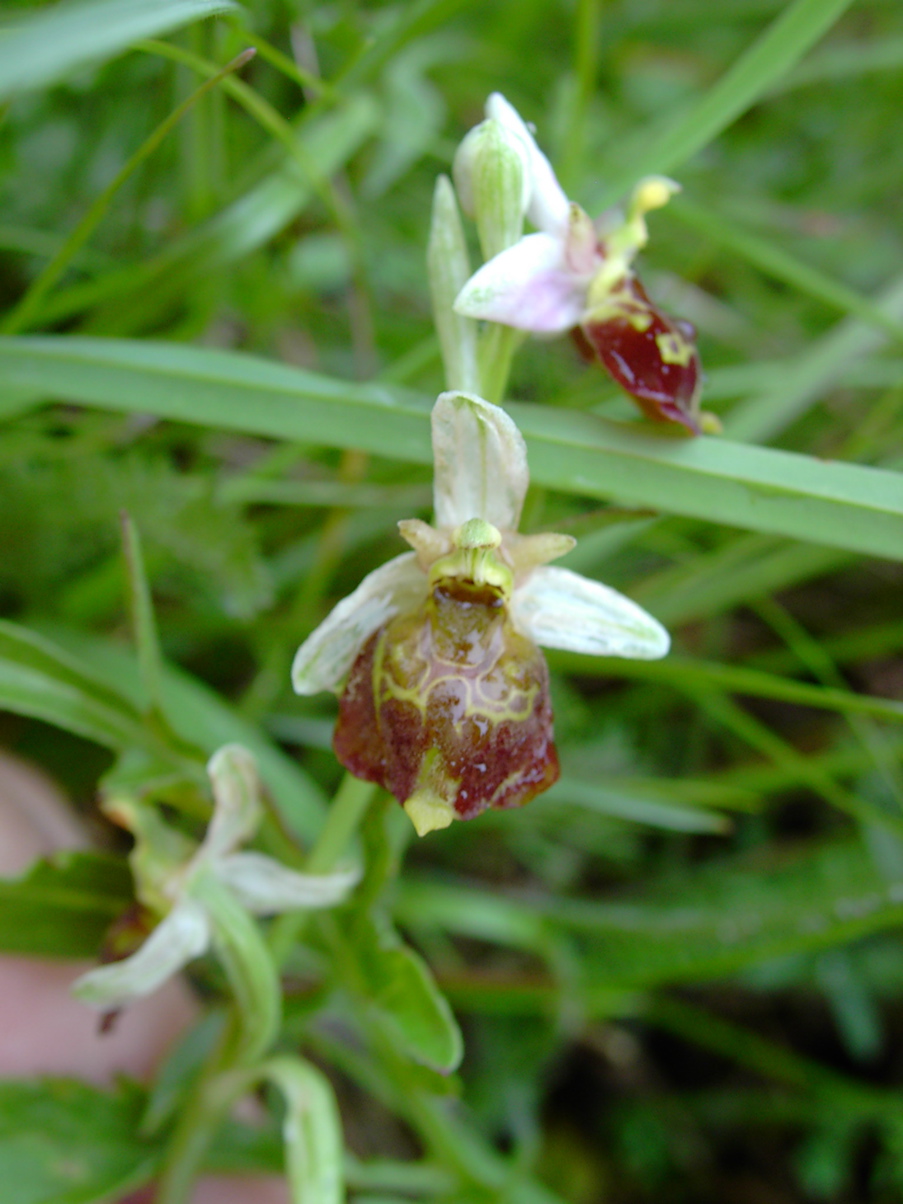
[0,0,235,103]
[261,1056,345,1204]
[0,619,155,753]
[543,776,730,834]
[0,852,131,958]
[0,1079,157,1204]
[42,625,327,843]
[352,915,463,1074]
[38,96,379,330]
[119,513,163,716]
[0,336,902,561]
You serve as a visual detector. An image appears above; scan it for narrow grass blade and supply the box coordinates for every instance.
[671,196,903,345]
[1,48,255,334]
[726,272,903,443]
[120,513,164,716]
[596,0,856,204]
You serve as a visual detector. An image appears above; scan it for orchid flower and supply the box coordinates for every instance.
[453,93,703,433]
[292,392,669,837]
[73,745,359,1011]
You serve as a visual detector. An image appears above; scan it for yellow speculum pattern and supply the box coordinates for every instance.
[375,582,540,736]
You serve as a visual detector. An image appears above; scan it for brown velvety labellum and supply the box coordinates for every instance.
[579,276,701,433]
[334,578,559,821]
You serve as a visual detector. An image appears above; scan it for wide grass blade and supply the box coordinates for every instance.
[0,336,901,561]
[0,0,235,102]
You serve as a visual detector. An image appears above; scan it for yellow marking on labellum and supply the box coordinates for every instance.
[655,330,695,367]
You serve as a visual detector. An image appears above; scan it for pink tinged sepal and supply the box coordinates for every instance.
[333,577,559,834]
[454,232,589,335]
[578,275,702,433]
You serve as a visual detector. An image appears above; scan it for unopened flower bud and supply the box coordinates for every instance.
[453,116,531,261]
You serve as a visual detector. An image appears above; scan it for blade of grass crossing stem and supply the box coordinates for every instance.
[0,0,235,102]
[0,48,256,335]
[0,337,902,562]
[594,0,856,205]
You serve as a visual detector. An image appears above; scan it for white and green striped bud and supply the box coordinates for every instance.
[453,115,531,261]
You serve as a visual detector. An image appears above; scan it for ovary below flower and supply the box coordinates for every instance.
[292,391,670,836]
[453,93,702,433]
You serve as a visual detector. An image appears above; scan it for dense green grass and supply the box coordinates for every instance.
[1,0,903,1200]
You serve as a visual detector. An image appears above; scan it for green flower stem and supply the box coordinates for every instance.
[153,1022,249,1204]
[478,322,523,406]
[268,773,377,969]
[154,875,283,1204]
[308,772,378,874]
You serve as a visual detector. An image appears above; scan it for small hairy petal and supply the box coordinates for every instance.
[334,579,559,826]
[431,392,529,532]
[72,899,210,1010]
[292,553,427,695]
[454,233,587,334]
[511,566,670,660]
[580,276,701,432]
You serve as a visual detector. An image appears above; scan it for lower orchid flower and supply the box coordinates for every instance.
[292,392,670,837]
[453,93,703,433]
[73,745,360,1011]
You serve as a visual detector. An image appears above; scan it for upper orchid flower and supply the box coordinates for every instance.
[292,392,670,837]
[453,93,703,433]
[73,745,359,1011]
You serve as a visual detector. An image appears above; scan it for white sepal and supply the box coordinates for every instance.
[511,565,671,659]
[217,851,360,915]
[454,232,587,333]
[72,898,210,1010]
[291,553,427,696]
[431,391,529,532]
[485,93,570,233]
[203,744,262,861]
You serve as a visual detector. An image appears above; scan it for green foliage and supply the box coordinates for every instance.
[0,852,130,958]
[1,0,902,1201]
[0,1079,156,1204]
